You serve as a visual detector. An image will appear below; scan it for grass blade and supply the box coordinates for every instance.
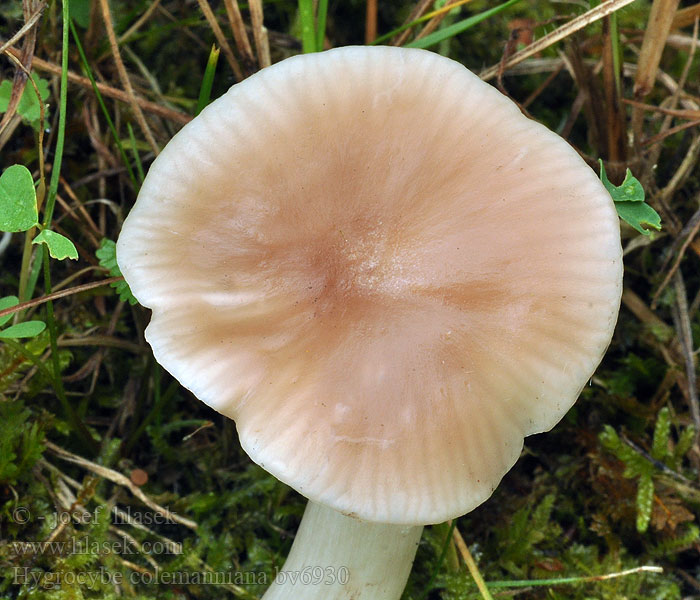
[196,44,220,116]
[298,0,316,53]
[315,0,328,51]
[405,0,522,49]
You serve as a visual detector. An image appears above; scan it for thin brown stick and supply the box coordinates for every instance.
[452,526,495,600]
[0,1,42,135]
[659,132,700,200]
[0,0,45,55]
[60,176,103,241]
[652,204,700,307]
[674,3,700,29]
[118,0,162,44]
[366,0,378,44]
[223,0,256,72]
[671,274,700,439]
[602,16,625,162]
[98,0,160,155]
[249,0,270,69]
[643,118,700,146]
[196,0,244,80]
[1,50,45,179]
[1,44,191,124]
[414,0,463,42]
[622,98,700,119]
[643,17,700,149]
[480,0,638,81]
[45,441,198,530]
[631,0,681,146]
[0,277,123,322]
[523,62,565,108]
[391,0,433,46]
[55,193,100,249]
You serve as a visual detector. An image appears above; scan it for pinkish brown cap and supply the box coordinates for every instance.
[116,46,622,525]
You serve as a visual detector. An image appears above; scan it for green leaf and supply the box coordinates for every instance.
[0,74,50,130]
[600,166,645,203]
[32,229,79,260]
[68,0,91,28]
[0,165,39,232]
[0,296,19,328]
[615,201,663,236]
[599,160,661,235]
[96,238,138,305]
[0,320,46,339]
[636,471,654,533]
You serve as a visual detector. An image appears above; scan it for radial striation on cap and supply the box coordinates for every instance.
[117,46,623,525]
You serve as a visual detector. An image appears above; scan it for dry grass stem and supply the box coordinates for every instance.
[671,274,700,438]
[673,3,700,29]
[391,0,432,46]
[452,525,495,600]
[366,0,378,43]
[414,0,464,42]
[46,441,198,530]
[249,0,271,68]
[223,0,256,72]
[98,0,160,155]
[117,0,162,44]
[480,0,639,81]
[0,0,45,55]
[2,43,191,124]
[196,0,244,80]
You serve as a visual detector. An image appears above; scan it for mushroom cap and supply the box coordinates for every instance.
[117,46,622,525]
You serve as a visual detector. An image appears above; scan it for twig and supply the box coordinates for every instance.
[366,0,377,43]
[223,0,256,73]
[487,566,664,589]
[622,98,700,119]
[117,0,162,44]
[249,0,270,68]
[659,132,700,201]
[453,525,495,600]
[671,273,700,438]
[619,432,695,485]
[0,277,122,321]
[642,16,698,157]
[413,0,464,43]
[45,441,198,530]
[391,0,433,46]
[480,0,639,81]
[2,43,191,124]
[196,0,243,80]
[652,202,700,306]
[58,335,145,354]
[0,1,43,135]
[98,0,160,155]
[643,118,700,146]
[0,0,45,55]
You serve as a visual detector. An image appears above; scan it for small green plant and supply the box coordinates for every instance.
[96,239,137,304]
[0,72,50,130]
[0,164,77,260]
[0,296,45,339]
[599,160,661,236]
[599,407,696,533]
[0,400,45,485]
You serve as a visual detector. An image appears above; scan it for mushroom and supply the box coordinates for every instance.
[116,46,622,599]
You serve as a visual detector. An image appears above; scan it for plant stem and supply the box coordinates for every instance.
[263,501,422,599]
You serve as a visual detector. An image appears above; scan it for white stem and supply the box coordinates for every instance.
[263,501,423,600]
